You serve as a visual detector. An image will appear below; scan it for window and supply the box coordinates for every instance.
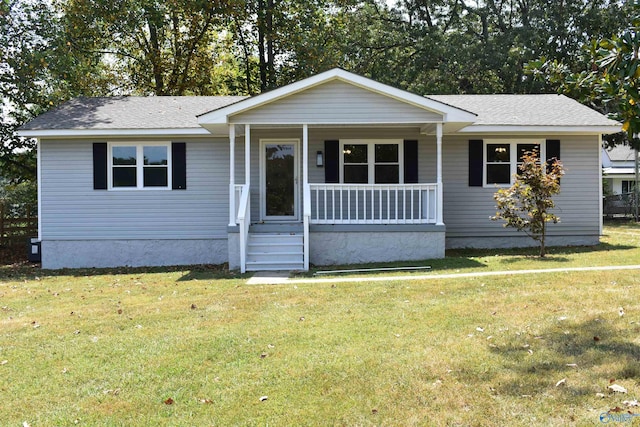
[109,143,171,189]
[622,180,636,195]
[341,140,402,184]
[484,140,544,186]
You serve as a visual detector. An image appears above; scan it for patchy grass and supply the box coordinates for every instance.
[1,223,639,426]
[307,220,640,278]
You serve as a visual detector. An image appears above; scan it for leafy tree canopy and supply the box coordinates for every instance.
[1,0,634,184]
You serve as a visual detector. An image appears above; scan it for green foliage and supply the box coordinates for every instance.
[526,3,639,149]
[491,151,564,257]
[0,179,37,217]
[3,0,634,185]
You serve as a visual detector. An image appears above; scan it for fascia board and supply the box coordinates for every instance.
[456,125,623,135]
[17,128,210,138]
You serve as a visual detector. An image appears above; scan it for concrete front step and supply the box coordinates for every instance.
[246,232,304,271]
[246,261,305,271]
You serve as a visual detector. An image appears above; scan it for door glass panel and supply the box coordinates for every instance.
[265,144,295,217]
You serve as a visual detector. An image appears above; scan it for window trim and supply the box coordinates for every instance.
[483,139,545,187]
[107,142,172,190]
[339,139,404,184]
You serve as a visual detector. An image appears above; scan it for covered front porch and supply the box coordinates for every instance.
[227,124,446,272]
[196,68,476,271]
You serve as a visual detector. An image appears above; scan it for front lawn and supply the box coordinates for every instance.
[1,223,639,426]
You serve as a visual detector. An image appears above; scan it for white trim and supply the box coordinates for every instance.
[36,139,42,240]
[18,128,210,138]
[302,124,309,189]
[197,68,477,125]
[340,139,404,184]
[457,125,621,135]
[245,125,251,187]
[229,125,236,227]
[436,123,444,225]
[482,139,545,188]
[259,139,300,221]
[107,142,172,190]
[598,134,603,235]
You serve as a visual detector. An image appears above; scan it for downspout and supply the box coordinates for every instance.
[598,134,603,235]
[36,139,42,241]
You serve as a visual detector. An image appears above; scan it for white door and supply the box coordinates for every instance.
[261,140,299,221]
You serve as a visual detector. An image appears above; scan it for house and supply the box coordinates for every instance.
[18,68,621,271]
[602,144,638,195]
[602,144,638,217]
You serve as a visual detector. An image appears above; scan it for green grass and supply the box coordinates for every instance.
[306,220,640,278]
[1,222,640,426]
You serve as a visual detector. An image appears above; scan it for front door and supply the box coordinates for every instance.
[261,140,299,221]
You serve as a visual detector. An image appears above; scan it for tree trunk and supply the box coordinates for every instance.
[539,221,546,257]
[234,15,253,95]
[266,0,274,89]
[145,9,165,95]
[257,0,267,92]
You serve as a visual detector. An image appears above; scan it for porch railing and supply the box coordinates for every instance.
[308,183,438,224]
[236,184,251,273]
[233,184,244,223]
[303,184,311,270]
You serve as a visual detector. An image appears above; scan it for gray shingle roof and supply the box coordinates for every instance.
[605,144,637,161]
[428,94,619,127]
[21,93,617,132]
[20,96,247,130]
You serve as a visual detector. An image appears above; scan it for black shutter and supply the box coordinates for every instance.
[172,142,187,190]
[546,139,560,174]
[546,139,560,162]
[324,140,339,183]
[404,140,419,183]
[469,139,483,187]
[93,142,108,190]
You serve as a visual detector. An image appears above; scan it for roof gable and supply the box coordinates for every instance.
[227,79,446,125]
[197,68,477,127]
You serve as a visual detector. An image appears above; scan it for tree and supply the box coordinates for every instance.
[526,4,638,148]
[491,151,564,257]
[1,0,76,183]
[61,0,241,95]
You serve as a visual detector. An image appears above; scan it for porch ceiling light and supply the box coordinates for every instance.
[316,151,324,167]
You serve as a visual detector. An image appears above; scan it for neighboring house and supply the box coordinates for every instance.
[602,144,638,195]
[602,144,639,217]
[18,69,620,271]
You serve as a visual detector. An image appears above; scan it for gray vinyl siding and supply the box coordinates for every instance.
[40,138,230,240]
[230,80,443,124]
[442,134,600,238]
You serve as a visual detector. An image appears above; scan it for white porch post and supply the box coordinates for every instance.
[245,124,251,187]
[302,124,309,188]
[436,122,444,225]
[229,124,236,226]
[302,124,309,271]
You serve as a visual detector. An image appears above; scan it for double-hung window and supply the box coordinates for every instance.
[341,140,402,184]
[110,143,171,189]
[484,139,544,186]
